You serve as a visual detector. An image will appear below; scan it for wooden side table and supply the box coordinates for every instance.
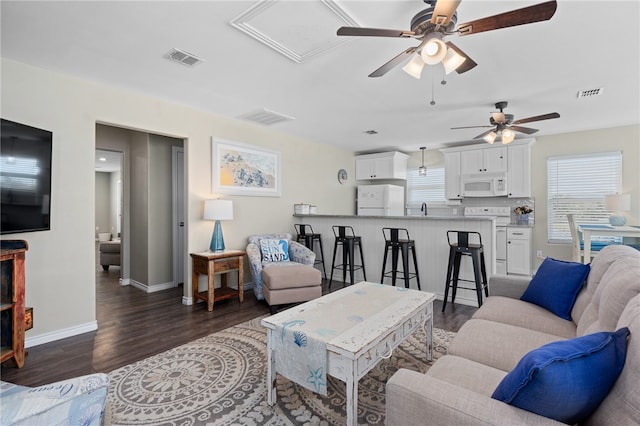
[190,250,245,312]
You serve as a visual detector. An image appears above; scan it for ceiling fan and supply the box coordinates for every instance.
[452,101,560,144]
[336,0,557,78]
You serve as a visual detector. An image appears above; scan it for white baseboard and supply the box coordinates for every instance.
[130,279,176,293]
[25,321,98,348]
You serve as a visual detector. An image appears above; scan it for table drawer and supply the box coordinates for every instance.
[402,308,428,337]
[356,328,402,376]
[214,257,240,272]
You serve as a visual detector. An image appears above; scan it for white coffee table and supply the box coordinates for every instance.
[261,281,435,426]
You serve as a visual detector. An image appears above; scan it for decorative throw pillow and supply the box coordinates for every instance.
[520,257,590,320]
[492,327,630,425]
[260,239,289,262]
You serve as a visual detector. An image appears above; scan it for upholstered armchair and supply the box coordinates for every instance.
[246,233,316,301]
[0,373,109,425]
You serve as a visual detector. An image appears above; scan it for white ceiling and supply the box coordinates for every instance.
[2,1,639,155]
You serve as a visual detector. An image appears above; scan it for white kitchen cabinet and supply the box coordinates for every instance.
[460,147,507,174]
[355,151,409,180]
[507,227,532,275]
[507,143,532,197]
[443,151,462,199]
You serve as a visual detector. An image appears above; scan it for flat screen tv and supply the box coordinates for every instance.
[1,118,53,234]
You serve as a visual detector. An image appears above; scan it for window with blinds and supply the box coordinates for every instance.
[407,167,446,206]
[547,151,622,243]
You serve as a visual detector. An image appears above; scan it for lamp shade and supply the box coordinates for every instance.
[483,131,497,144]
[605,193,631,211]
[204,199,233,221]
[442,47,466,74]
[402,53,425,79]
[501,128,515,144]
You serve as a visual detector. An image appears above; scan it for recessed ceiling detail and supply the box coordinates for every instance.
[166,48,204,67]
[238,108,295,126]
[230,0,359,63]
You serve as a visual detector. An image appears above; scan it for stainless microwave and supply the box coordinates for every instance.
[461,172,508,197]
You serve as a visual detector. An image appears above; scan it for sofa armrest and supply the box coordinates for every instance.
[246,243,266,300]
[488,274,531,299]
[288,240,316,265]
[386,369,563,426]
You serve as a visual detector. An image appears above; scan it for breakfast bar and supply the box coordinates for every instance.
[294,214,495,306]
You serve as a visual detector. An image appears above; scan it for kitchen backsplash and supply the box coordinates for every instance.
[408,197,535,224]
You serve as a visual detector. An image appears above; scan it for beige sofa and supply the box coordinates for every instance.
[387,245,640,425]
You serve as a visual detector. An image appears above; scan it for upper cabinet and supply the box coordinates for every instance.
[507,143,532,198]
[460,147,507,174]
[355,151,409,180]
[441,139,534,199]
[444,152,462,199]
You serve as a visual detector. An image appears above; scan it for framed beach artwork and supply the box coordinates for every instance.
[212,138,281,197]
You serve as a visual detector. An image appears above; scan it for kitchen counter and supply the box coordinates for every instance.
[292,214,496,307]
[294,214,494,221]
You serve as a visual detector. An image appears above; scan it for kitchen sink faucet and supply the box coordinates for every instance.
[421,202,428,216]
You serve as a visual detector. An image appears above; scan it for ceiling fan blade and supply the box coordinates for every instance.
[368,47,417,78]
[510,125,539,135]
[337,26,415,38]
[451,125,493,130]
[431,0,461,26]
[457,0,557,36]
[512,112,560,125]
[473,129,496,139]
[445,42,477,74]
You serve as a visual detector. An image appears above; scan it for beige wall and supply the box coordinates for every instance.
[531,125,640,267]
[2,58,355,345]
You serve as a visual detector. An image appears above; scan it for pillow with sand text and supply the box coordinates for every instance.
[260,239,289,262]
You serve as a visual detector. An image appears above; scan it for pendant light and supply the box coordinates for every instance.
[418,147,427,176]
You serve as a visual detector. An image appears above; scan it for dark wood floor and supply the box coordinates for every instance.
[1,252,477,387]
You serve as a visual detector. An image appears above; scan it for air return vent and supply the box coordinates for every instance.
[577,87,603,98]
[166,48,203,67]
[238,109,294,126]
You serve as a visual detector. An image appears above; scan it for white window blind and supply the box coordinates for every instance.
[547,151,622,243]
[407,167,446,205]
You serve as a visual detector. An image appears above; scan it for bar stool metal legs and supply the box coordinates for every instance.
[329,225,366,288]
[380,228,421,290]
[294,224,326,278]
[442,230,488,312]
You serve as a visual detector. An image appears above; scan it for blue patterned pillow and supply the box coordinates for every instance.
[521,257,590,320]
[492,327,630,424]
[260,239,289,262]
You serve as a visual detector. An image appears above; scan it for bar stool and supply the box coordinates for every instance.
[442,230,489,312]
[294,224,326,278]
[329,225,366,288]
[380,228,421,290]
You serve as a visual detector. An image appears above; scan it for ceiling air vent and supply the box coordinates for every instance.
[577,87,603,98]
[238,109,294,126]
[166,48,203,67]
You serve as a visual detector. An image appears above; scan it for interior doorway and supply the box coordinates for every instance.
[95,149,124,274]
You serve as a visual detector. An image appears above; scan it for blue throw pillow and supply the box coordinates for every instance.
[260,238,289,262]
[520,257,590,320]
[492,327,630,424]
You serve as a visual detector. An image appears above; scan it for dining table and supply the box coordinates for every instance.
[577,223,640,264]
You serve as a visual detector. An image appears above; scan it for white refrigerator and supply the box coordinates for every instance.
[357,184,405,216]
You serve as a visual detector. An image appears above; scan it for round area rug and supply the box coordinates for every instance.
[106,317,455,425]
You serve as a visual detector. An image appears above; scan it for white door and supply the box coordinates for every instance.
[172,146,185,286]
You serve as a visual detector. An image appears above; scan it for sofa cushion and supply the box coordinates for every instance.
[520,257,589,320]
[260,238,290,262]
[448,319,563,372]
[426,355,507,396]
[472,296,577,339]
[492,327,630,425]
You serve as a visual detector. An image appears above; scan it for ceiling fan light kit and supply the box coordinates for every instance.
[442,47,466,74]
[483,131,497,144]
[421,33,447,64]
[501,128,516,144]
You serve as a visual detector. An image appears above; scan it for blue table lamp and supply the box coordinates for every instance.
[204,199,234,252]
[605,193,630,226]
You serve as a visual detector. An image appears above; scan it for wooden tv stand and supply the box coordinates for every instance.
[1,240,28,368]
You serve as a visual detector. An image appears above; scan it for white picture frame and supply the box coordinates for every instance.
[212,138,281,197]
